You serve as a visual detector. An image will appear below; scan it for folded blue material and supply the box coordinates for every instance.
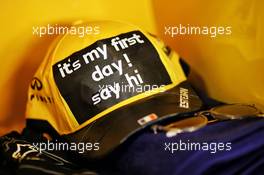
[1,118,264,175]
[110,118,264,175]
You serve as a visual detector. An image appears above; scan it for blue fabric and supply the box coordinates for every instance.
[110,118,264,175]
[1,118,264,175]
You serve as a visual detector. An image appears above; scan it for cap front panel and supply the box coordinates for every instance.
[52,30,172,125]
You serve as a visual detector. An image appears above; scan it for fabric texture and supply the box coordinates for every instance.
[1,118,264,175]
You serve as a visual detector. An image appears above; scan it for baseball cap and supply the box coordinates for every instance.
[26,21,203,160]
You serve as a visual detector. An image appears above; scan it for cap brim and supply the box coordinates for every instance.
[63,81,202,161]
